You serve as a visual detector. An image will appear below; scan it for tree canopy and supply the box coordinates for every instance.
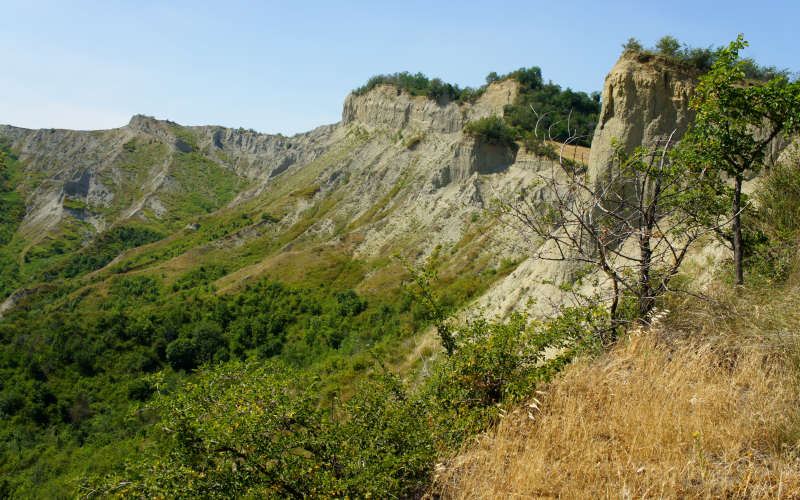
[678,35,800,284]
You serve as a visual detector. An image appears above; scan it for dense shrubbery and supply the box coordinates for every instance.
[355,67,601,147]
[463,116,518,147]
[38,226,164,281]
[90,302,597,498]
[502,67,601,147]
[463,67,601,148]
[623,35,792,79]
[353,71,484,102]
[741,156,800,283]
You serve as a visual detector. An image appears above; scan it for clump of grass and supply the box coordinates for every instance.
[436,286,800,499]
[290,184,321,199]
[405,132,425,149]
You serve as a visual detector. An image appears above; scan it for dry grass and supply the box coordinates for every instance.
[436,286,800,499]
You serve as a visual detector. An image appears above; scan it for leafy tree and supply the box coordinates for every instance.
[679,35,800,284]
[655,35,682,57]
[622,37,643,51]
[464,116,519,148]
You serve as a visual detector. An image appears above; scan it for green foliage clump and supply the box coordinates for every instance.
[743,159,800,282]
[676,35,800,284]
[502,66,601,147]
[463,116,518,148]
[40,225,164,280]
[353,71,483,102]
[93,363,437,499]
[623,35,792,79]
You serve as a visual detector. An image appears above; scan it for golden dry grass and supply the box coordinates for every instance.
[436,286,800,499]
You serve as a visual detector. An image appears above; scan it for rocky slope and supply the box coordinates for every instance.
[0,79,540,315]
[0,53,724,321]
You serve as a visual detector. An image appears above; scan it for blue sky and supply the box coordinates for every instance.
[1,0,797,135]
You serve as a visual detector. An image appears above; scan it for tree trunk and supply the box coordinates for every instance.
[638,231,654,320]
[733,175,744,285]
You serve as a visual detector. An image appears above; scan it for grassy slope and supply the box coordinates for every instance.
[437,278,800,499]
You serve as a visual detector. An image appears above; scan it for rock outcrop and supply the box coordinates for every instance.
[341,80,519,134]
[588,51,699,178]
[478,53,705,318]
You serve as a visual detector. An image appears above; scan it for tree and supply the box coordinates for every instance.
[655,36,682,58]
[493,125,713,335]
[622,37,643,52]
[679,35,800,284]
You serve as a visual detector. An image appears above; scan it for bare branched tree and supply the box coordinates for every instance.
[493,124,725,336]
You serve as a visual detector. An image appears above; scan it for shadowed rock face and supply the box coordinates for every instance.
[588,51,699,179]
[451,138,518,183]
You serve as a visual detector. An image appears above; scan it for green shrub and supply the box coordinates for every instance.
[353,71,482,102]
[622,35,790,78]
[743,159,800,282]
[92,301,596,499]
[92,363,436,498]
[464,116,518,148]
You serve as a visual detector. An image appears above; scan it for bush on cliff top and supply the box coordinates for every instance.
[623,35,792,80]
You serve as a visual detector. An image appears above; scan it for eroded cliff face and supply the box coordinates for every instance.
[588,51,698,178]
[0,78,534,315]
[476,53,707,318]
[0,59,710,321]
[341,79,519,134]
[0,117,337,243]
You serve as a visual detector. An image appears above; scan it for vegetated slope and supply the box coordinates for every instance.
[0,47,749,498]
[437,94,800,498]
[437,280,800,499]
[0,71,595,497]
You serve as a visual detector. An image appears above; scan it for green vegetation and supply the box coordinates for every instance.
[39,225,165,280]
[163,152,247,222]
[353,71,484,102]
[0,238,517,497]
[501,67,601,147]
[463,116,518,148]
[623,35,792,79]
[355,67,601,147]
[168,123,199,152]
[677,35,800,284]
[0,141,26,298]
[462,66,601,148]
[89,293,592,498]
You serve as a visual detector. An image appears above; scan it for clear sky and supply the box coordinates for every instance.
[1,0,797,135]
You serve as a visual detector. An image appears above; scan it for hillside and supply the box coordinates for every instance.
[0,69,587,497]
[0,42,797,498]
